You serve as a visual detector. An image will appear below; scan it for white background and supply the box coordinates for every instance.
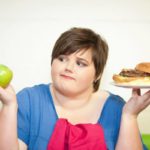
[0,0,150,133]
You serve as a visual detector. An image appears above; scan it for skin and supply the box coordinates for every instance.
[116,88,150,150]
[50,49,108,124]
[51,49,96,98]
[0,49,150,149]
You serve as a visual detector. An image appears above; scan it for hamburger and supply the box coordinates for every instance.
[113,62,150,85]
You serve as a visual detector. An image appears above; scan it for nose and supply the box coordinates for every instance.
[65,61,74,72]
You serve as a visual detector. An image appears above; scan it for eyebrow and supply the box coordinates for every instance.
[76,57,90,64]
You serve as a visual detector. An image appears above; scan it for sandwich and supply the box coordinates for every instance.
[113,62,150,85]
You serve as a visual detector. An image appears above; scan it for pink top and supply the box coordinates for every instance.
[47,119,107,150]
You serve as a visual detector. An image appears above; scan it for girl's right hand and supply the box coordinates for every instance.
[0,84,17,106]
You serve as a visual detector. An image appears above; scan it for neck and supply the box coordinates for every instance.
[50,84,94,110]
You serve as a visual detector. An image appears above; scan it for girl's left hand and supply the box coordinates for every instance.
[123,88,150,117]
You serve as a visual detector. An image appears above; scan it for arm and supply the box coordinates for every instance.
[0,85,27,150]
[116,113,143,150]
[116,89,150,150]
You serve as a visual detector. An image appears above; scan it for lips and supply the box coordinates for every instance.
[60,74,75,80]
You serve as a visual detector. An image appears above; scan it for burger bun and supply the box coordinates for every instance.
[113,74,150,85]
[135,62,150,74]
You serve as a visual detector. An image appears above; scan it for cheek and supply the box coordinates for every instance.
[82,74,94,83]
[51,62,60,80]
[51,68,56,80]
[77,69,95,84]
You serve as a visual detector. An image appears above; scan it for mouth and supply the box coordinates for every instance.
[60,74,75,80]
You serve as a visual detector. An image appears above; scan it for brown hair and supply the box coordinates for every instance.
[51,27,109,92]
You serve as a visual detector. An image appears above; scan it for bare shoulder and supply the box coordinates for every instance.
[18,139,27,150]
[90,90,110,111]
[86,90,110,123]
[92,90,110,103]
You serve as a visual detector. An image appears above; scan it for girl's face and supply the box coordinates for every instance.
[51,49,96,96]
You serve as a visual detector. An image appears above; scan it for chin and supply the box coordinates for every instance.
[53,82,76,94]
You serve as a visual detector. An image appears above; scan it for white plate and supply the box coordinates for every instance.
[111,82,150,89]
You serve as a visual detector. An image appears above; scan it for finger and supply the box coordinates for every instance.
[143,90,150,95]
[0,86,11,100]
[132,88,141,96]
[140,97,150,111]
[0,86,5,95]
[0,86,6,102]
[142,90,150,101]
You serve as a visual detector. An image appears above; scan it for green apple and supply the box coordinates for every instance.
[0,64,13,88]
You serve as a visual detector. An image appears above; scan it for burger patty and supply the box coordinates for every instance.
[119,69,150,77]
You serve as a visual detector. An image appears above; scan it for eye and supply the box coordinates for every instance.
[76,61,87,67]
[58,55,67,62]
